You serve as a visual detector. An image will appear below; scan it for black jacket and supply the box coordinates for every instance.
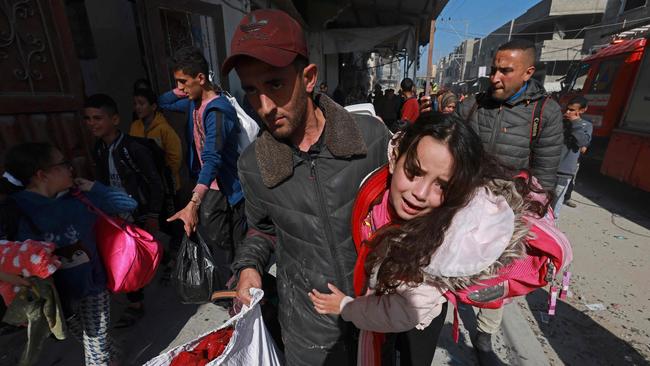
[232,94,391,365]
[454,79,563,190]
[92,133,164,220]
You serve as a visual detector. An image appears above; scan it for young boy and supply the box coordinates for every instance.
[84,93,164,326]
[130,87,183,193]
[158,47,245,292]
[553,95,593,217]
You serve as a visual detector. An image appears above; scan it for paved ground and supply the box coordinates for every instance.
[515,160,650,366]
[2,161,649,365]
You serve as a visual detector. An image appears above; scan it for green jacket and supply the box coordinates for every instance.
[3,278,66,366]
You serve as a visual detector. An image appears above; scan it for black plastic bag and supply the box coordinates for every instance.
[173,232,216,304]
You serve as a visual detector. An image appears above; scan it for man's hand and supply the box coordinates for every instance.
[580,146,588,154]
[143,217,159,234]
[308,283,347,315]
[235,268,262,306]
[74,178,95,192]
[167,202,198,236]
[0,272,31,287]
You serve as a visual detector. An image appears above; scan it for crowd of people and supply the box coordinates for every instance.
[0,8,591,366]
[325,77,460,134]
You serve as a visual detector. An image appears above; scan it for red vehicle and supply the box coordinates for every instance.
[559,37,650,191]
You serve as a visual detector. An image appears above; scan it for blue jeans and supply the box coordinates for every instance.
[553,174,573,218]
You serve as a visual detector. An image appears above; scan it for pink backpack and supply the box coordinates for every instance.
[444,177,573,341]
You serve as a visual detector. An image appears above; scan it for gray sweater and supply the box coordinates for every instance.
[557,118,593,175]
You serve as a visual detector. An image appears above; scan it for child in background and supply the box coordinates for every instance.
[553,96,592,217]
[130,87,183,193]
[310,116,549,366]
[2,142,137,365]
[85,93,164,327]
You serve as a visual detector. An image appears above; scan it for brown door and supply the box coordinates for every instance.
[135,0,229,93]
[0,0,93,176]
[0,0,84,114]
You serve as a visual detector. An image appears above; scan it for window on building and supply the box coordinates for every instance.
[623,0,646,12]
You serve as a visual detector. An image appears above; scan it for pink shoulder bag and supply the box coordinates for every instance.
[73,191,163,293]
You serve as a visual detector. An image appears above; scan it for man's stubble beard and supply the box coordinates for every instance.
[270,89,309,141]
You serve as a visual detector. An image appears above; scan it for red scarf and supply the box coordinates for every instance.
[350,165,395,365]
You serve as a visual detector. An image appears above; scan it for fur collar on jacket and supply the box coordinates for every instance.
[254,93,368,188]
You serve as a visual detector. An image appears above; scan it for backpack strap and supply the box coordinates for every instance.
[528,96,550,167]
[443,291,461,343]
[529,96,550,144]
[119,145,149,184]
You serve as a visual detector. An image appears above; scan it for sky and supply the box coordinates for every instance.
[416,0,541,76]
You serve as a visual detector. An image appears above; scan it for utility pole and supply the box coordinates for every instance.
[413,23,419,82]
[460,45,467,82]
[425,19,436,95]
[508,19,515,41]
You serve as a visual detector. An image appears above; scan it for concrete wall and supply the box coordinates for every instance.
[201,0,250,102]
[83,0,146,128]
[307,32,329,91]
[540,39,585,61]
[325,54,340,93]
[583,1,650,52]
[549,0,607,16]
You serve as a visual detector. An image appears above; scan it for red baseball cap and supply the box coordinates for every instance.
[221,9,309,74]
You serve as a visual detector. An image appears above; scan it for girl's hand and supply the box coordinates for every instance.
[308,283,347,315]
[74,178,95,192]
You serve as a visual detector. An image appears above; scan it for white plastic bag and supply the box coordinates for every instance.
[344,103,377,117]
[223,91,260,154]
[144,288,283,366]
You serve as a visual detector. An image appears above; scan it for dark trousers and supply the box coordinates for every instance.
[381,302,448,366]
[197,189,246,291]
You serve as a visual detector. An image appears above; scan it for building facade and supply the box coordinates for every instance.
[437,0,609,92]
[583,0,650,52]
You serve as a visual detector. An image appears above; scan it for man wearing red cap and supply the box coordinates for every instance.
[223,9,391,365]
